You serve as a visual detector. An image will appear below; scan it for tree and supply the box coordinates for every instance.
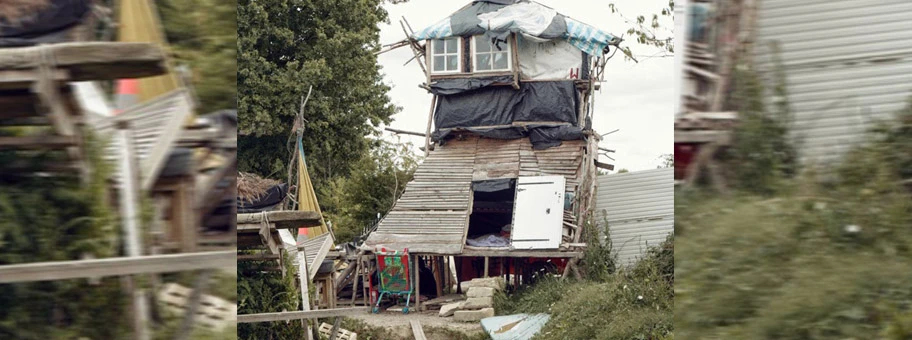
[608,1,674,62]
[0,138,129,339]
[658,153,674,168]
[159,0,238,113]
[237,0,398,185]
[320,138,419,243]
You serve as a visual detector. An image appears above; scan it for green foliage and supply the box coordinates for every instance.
[608,1,674,61]
[159,0,238,113]
[676,150,912,340]
[237,0,398,181]
[495,237,675,340]
[721,45,797,195]
[0,135,129,339]
[237,252,307,339]
[320,139,419,243]
[580,220,616,282]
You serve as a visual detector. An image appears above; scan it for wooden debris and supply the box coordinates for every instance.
[319,322,358,340]
[410,320,428,340]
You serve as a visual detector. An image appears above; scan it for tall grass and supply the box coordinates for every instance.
[675,98,912,339]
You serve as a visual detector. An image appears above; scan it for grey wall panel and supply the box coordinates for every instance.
[753,0,912,166]
[595,168,674,266]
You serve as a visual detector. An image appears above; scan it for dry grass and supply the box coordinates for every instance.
[0,0,50,23]
[237,172,281,202]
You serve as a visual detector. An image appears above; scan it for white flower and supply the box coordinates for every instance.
[845,225,861,233]
[637,295,643,300]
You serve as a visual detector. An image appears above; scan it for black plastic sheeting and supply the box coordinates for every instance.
[0,0,90,47]
[237,183,288,213]
[429,75,514,95]
[434,81,579,129]
[471,178,515,193]
[159,148,195,178]
[435,124,584,150]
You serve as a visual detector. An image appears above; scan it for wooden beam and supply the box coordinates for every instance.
[0,251,236,283]
[457,249,583,258]
[0,136,78,150]
[410,320,428,340]
[0,42,167,81]
[238,254,281,261]
[595,161,614,171]
[385,127,427,137]
[237,307,369,323]
[237,211,322,229]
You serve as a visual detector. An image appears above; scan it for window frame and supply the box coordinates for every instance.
[470,35,513,73]
[428,37,463,75]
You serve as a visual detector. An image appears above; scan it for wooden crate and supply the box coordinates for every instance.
[318,322,358,340]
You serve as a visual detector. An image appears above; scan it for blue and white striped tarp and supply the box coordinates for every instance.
[410,3,620,56]
[565,17,619,56]
[412,17,453,41]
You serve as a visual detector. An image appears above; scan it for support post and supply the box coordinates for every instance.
[414,255,421,311]
[297,252,314,340]
[173,270,212,340]
[483,257,490,278]
[116,123,150,340]
[424,95,437,157]
[349,259,360,307]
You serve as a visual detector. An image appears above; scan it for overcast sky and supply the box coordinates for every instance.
[376,0,673,172]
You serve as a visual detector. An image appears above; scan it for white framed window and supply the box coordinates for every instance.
[429,38,462,74]
[472,35,512,72]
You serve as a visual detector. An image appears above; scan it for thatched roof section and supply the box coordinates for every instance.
[237,172,281,202]
[0,0,50,23]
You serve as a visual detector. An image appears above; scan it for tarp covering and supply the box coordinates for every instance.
[429,75,515,95]
[237,183,288,213]
[434,81,579,128]
[517,36,585,80]
[0,0,90,47]
[471,178,516,192]
[412,1,620,56]
[435,124,584,150]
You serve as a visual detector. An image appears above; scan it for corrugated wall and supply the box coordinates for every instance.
[753,0,912,166]
[595,168,674,266]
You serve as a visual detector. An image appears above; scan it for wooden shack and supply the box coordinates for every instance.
[357,1,621,308]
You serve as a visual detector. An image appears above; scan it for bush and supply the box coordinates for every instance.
[495,236,675,340]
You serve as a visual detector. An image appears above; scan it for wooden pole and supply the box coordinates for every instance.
[116,124,150,340]
[434,256,444,298]
[414,255,421,311]
[297,252,314,340]
[483,257,490,278]
[424,95,437,157]
[173,269,212,340]
[349,259,360,307]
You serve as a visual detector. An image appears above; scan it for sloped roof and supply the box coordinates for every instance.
[412,0,621,56]
[89,89,194,190]
[365,135,585,254]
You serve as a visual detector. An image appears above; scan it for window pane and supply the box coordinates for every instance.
[433,56,445,71]
[446,39,457,53]
[447,55,458,70]
[476,54,491,71]
[475,37,491,53]
[493,52,509,70]
[433,40,444,54]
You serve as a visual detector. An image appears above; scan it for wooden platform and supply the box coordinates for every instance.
[0,42,166,81]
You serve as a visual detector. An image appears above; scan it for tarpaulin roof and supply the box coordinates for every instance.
[412,0,621,56]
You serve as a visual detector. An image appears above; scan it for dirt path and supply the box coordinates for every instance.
[349,309,485,339]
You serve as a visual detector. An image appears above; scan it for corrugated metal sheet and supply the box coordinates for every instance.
[365,136,585,255]
[595,168,673,265]
[92,89,194,190]
[753,0,912,165]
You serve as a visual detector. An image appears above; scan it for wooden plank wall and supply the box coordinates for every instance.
[365,135,587,255]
